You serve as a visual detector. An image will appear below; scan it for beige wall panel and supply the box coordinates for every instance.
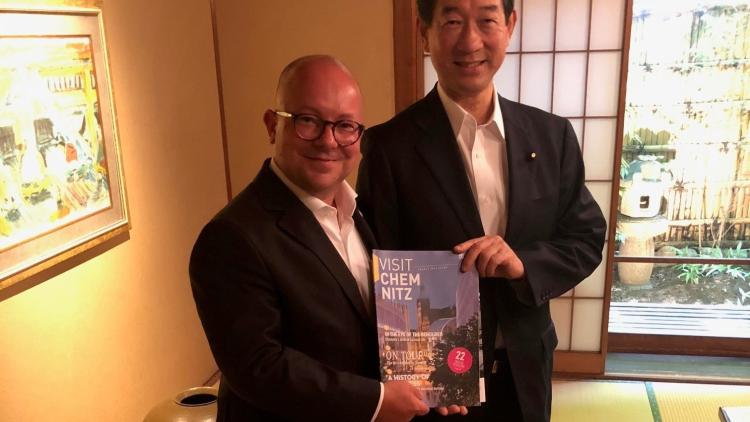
[215,0,394,194]
[0,0,226,420]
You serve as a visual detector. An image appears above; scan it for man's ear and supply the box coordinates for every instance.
[263,109,277,144]
[419,18,430,53]
[505,9,518,37]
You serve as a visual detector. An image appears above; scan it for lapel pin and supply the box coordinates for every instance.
[529,152,537,160]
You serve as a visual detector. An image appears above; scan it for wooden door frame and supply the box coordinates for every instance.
[393,0,424,113]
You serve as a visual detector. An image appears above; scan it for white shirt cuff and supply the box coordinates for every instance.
[370,382,385,422]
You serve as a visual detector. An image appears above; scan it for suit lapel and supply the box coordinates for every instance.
[412,89,485,239]
[256,161,371,324]
[354,209,377,252]
[410,92,544,244]
[500,97,540,243]
[354,209,378,323]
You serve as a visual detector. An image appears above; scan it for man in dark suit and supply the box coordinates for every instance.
[357,1,607,421]
[189,55,430,421]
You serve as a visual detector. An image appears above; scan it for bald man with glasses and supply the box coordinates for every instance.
[189,55,463,421]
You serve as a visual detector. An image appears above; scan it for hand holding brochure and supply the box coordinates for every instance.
[373,249,481,407]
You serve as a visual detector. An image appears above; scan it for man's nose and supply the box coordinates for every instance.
[314,122,339,148]
[457,21,482,53]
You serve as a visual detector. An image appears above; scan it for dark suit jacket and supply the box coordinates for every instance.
[190,159,381,421]
[357,88,606,422]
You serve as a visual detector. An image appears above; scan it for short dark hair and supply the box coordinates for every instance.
[417,0,515,25]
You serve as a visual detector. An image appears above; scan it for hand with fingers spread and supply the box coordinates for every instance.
[376,381,430,422]
[454,235,525,280]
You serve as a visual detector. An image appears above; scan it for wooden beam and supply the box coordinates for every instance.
[392,0,423,112]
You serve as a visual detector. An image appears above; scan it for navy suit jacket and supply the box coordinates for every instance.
[357,88,606,421]
[190,159,381,421]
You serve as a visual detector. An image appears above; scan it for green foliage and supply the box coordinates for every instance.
[676,263,706,284]
[427,314,480,406]
[673,243,749,284]
[674,246,699,257]
[673,243,750,305]
[620,158,630,180]
[675,262,750,285]
[620,132,643,180]
[738,284,750,305]
[723,243,748,259]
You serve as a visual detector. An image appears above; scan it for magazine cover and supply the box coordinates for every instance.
[373,249,481,407]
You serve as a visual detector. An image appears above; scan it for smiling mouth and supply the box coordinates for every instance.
[455,60,486,68]
[305,156,338,162]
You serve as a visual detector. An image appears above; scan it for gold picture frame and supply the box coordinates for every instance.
[0,2,128,291]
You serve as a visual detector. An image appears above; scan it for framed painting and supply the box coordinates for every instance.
[0,1,128,291]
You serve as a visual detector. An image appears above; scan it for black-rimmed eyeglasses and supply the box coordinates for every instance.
[275,111,365,146]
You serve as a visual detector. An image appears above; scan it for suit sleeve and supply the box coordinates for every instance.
[514,119,607,307]
[189,219,380,422]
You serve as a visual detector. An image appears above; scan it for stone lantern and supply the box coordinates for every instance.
[617,157,670,285]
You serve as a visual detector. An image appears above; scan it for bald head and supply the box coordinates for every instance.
[263,55,364,205]
[274,55,361,110]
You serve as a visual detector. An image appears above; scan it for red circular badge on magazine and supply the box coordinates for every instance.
[447,347,473,374]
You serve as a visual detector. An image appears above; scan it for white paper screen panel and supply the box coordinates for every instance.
[521,0,555,51]
[555,0,590,51]
[569,118,584,149]
[571,299,603,351]
[590,0,626,50]
[586,52,621,116]
[508,0,523,53]
[550,298,572,350]
[495,54,521,101]
[520,53,553,111]
[582,118,616,180]
[586,181,612,237]
[576,247,608,297]
[553,53,587,116]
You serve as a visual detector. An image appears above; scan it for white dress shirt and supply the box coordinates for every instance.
[437,84,508,237]
[437,84,509,348]
[270,159,383,420]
